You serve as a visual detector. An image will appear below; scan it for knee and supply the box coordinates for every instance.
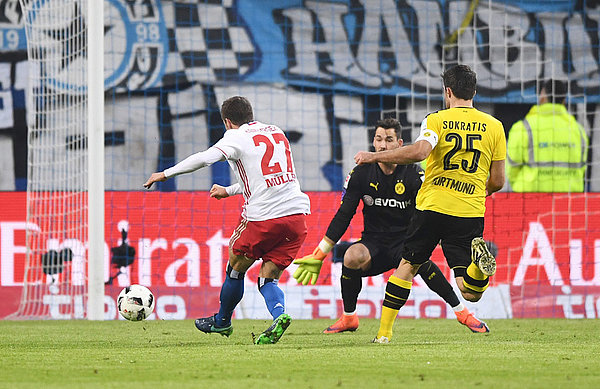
[343,256,366,269]
[461,290,482,302]
[228,251,254,273]
[343,246,369,269]
[399,259,421,277]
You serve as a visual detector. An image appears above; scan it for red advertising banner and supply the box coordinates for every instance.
[1,192,599,319]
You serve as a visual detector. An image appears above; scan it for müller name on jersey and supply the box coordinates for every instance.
[265,172,297,188]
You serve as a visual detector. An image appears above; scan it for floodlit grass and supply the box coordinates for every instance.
[0,319,598,388]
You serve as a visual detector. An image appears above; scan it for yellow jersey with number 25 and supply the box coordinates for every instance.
[415,107,506,218]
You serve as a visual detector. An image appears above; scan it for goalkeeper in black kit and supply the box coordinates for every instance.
[293,118,489,333]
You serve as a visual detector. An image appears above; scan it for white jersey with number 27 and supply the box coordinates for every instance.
[213,121,310,221]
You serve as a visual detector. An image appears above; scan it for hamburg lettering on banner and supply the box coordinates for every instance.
[2,0,598,100]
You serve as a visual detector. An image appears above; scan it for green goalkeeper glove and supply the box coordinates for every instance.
[293,247,328,285]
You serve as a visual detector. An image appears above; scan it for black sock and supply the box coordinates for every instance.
[341,266,363,313]
[417,260,460,308]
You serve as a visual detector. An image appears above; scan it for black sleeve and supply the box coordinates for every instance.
[325,167,363,242]
[412,164,424,195]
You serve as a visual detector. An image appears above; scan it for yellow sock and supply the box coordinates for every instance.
[467,262,486,280]
[377,306,398,339]
[377,275,412,339]
[463,263,489,292]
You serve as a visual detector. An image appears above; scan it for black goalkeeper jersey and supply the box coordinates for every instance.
[325,163,423,243]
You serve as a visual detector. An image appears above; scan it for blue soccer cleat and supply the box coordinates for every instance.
[194,314,233,337]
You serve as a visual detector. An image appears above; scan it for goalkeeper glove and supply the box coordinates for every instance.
[292,239,334,285]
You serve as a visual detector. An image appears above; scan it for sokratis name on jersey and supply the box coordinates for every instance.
[265,172,297,188]
[362,195,411,209]
[442,120,487,132]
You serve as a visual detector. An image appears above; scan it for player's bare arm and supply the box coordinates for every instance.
[486,159,505,196]
[143,172,167,189]
[210,184,229,199]
[354,140,432,165]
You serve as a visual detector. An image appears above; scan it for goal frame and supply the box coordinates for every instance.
[87,0,105,320]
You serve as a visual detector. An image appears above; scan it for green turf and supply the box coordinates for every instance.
[0,319,598,388]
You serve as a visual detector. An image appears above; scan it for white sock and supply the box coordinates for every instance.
[452,303,465,312]
[343,311,356,316]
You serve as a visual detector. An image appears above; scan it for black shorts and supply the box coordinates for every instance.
[350,235,403,277]
[402,210,484,276]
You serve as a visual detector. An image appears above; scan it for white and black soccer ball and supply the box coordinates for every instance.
[117,284,155,321]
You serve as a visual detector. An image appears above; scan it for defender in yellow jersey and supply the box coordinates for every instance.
[417,103,506,217]
[354,65,506,343]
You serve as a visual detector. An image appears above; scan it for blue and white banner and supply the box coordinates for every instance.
[2,0,599,101]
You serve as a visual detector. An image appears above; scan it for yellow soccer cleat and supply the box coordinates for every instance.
[471,237,496,276]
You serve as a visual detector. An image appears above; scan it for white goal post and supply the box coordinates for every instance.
[12,0,104,319]
[87,0,105,321]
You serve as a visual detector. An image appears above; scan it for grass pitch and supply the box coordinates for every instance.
[0,318,598,388]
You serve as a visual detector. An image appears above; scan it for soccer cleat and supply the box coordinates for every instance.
[455,308,490,333]
[254,313,292,344]
[194,314,233,337]
[323,313,359,334]
[471,237,496,276]
[371,335,390,344]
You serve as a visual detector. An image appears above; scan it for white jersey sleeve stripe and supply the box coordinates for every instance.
[214,146,229,159]
[235,160,252,198]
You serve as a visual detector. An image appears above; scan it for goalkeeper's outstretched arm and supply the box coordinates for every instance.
[292,237,336,285]
[293,166,365,285]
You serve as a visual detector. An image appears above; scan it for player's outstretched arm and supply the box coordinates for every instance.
[354,140,432,165]
[293,237,335,285]
[143,172,167,189]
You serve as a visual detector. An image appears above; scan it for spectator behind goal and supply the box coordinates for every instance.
[506,79,589,192]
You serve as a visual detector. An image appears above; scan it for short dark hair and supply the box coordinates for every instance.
[374,118,402,138]
[442,64,477,100]
[221,96,253,125]
[540,79,567,104]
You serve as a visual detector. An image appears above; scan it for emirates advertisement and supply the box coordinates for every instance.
[1,192,599,320]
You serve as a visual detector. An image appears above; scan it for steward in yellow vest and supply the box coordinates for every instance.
[507,80,588,192]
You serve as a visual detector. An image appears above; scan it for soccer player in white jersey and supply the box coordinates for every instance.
[144,96,310,344]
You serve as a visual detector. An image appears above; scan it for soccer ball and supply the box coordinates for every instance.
[117,284,155,321]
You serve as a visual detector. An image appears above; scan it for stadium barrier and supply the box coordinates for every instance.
[1,192,599,319]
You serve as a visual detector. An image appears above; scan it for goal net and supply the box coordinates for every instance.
[10,0,103,319]
[8,0,599,320]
